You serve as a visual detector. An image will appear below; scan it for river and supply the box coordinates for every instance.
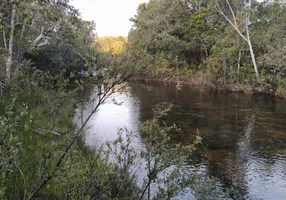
[81,82,286,200]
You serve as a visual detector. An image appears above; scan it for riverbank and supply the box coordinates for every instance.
[0,72,142,199]
[130,76,286,99]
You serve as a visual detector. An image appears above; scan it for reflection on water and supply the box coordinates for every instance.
[82,91,140,146]
[83,82,286,200]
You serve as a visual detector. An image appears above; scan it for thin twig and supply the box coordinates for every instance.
[33,127,62,136]
[29,74,133,199]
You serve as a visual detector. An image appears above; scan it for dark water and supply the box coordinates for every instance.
[84,82,286,200]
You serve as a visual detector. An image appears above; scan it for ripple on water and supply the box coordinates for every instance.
[244,154,286,199]
[81,83,286,200]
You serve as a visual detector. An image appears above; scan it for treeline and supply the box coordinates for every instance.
[125,0,286,97]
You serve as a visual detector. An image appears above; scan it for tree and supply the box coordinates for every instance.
[216,0,260,82]
[5,3,16,85]
[1,0,79,85]
[27,43,86,76]
[128,0,193,76]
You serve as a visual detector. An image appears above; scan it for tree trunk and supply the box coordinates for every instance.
[223,57,227,84]
[6,5,16,85]
[217,0,260,83]
[246,33,260,82]
[2,30,7,51]
[176,64,180,80]
[175,56,180,80]
[245,0,260,83]
[20,17,27,40]
[237,49,241,74]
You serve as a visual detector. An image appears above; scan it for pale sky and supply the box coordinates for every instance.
[71,0,149,37]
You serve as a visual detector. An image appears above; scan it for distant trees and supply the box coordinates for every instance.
[95,36,127,55]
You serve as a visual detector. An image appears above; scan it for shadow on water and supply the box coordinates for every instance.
[83,82,286,200]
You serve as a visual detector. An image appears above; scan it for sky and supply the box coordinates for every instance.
[71,0,149,37]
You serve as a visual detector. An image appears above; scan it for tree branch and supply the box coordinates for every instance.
[2,30,7,51]
[216,1,248,42]
[29,73,133,199]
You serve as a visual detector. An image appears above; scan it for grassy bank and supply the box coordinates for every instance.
[0,71,140,199]
[1,70,76,198]
[0,69,230,199]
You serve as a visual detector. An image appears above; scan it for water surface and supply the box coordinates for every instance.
[84,82,286,200]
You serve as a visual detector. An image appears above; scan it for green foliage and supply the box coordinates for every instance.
[276,75,286,97]
[0,0,98,85]
[95,36,128,55]
[1,0,286,198]
[0,69,76,199]
[102,104,227,200]
[27,44,86,76]
[0,98,29,198]
[126,0,286,96]
[0,67,230,199]
[0,69,137,199]
[138,104,202,199]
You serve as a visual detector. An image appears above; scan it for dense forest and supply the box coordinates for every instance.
[0,0,285,199]
[126,0,286,97]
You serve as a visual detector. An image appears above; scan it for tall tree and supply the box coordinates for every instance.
[1,0,79,84]
[216,0,260,82]
[6,3,16,84]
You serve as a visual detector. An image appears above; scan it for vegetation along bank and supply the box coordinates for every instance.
[124,0,286,98]
[1,0,286,199]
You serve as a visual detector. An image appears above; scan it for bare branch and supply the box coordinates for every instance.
[217,0,260,82]
[226,0,238,27]
[34,127,62,136]
[29,73,133,200]
[31,26,44,46]
[36,37,50,47]
[2,30,7,51]
[216,1,247,41]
